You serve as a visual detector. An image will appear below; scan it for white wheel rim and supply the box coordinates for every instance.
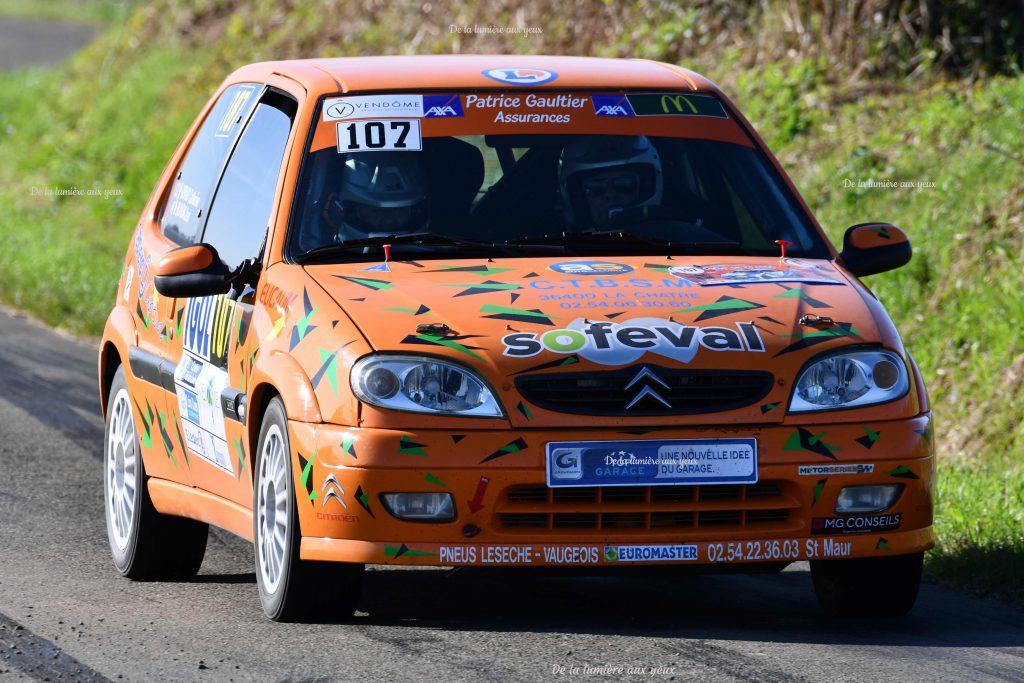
[257,423,289,593]
[106,387,137,550]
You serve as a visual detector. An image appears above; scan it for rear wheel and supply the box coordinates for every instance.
[104,365,208,579]
[253,397,363,622]
[811,551,923,618]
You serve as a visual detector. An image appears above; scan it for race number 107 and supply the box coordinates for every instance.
[336,119,422,153]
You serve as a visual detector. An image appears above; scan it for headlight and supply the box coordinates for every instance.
[351,354,504,417]
[789,348,909,412]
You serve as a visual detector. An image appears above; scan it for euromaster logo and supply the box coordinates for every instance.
[502,317,765,365]
[603,544,699,562]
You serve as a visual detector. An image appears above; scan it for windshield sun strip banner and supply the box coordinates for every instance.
[311,91,752,154]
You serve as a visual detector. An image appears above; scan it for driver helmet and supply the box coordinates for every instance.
[324,152,429,240]
[559,135,662,228]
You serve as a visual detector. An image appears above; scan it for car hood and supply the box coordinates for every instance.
[304,255,891,425]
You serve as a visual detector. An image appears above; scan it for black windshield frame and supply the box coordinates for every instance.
[283,91,832,264]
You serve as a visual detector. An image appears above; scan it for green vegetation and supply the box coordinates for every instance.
[0,1,1021,605]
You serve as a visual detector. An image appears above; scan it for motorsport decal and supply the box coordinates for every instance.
[626,93,728,118]
[336,119,422,153]
[132,229,164,334]
[547,438,757,487]
[798,464,874,476]
[174,295,236,474]
[178,356,203,388]
[668,261,841,286]
[501,317,765,365]
[215,85,257,137]
[549,260,634,275]
[481,67,558,85]
[416,537,869,565]
[182,295,236,367]
[323,94,424,120]
[604,545,698,562]
[440,545,599,564]
[812,514,902,535]
[463,93,586,123]
[591,94,635,117]
[422,94,464,118]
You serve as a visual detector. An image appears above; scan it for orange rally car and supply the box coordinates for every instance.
[98,55,933,621]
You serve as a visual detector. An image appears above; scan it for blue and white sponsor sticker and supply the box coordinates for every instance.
[591,94,635,117]
[183,389,201,424]
[604,544,699,562]
[549,260,634,275]
[423,94,464,118]
[180,356,203,387]
[547,438,757,488]
[482,68,558,86]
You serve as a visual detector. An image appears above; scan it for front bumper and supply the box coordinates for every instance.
[288,414,935,567]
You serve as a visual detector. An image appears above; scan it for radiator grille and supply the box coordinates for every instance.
[515,365,773,416]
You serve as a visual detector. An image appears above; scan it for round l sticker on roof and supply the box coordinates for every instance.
[482,68,558,86]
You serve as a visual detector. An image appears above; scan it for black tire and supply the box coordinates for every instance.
[253,396,363,622]
[104,365,208,580]
[811,551,923,618]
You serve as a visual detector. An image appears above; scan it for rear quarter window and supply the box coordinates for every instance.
[160,83,260,245]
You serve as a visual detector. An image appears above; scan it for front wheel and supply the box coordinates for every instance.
[811,551,923,618]
[104,365,208,579]
[253,396,363,622]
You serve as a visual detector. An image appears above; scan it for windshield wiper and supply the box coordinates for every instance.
[297,233,492,262]
[297,232,569,263]
[505,231,756,255]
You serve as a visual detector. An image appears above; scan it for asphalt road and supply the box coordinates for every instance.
[2,13,1024,683]
[0,15,96,70]
[2,312,1024,683]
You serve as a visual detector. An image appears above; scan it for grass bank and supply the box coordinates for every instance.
[0,1,1020,606]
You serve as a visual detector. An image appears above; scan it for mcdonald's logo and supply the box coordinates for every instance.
[660,95,698,114]
[625,93,729,119]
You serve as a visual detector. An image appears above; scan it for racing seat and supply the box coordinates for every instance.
[421,137,484,235]
[469,145,562,241]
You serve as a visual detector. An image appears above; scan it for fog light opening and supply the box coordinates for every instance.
[380,492,456,522]
[835,484,903,514]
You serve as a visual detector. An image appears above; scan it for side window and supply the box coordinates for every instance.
[202,91,296,268]
[161,83,260,244]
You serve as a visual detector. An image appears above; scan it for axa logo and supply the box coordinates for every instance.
[423,94,464,118]
[426,106,458,117]
[624,366,671,410]
[591,95,635,117]
[482,68,558,85]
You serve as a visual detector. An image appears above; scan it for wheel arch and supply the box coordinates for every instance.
[246,349,322,462]
[98,306,137,419]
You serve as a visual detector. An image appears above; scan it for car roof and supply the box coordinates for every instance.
[229,55,719,95]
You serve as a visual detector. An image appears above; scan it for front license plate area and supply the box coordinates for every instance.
[545,438,757,488]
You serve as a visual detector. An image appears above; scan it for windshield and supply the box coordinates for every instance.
[287,91,829,262]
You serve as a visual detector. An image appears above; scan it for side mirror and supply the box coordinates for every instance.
[154,243,230,298]
[839,223,912,277]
